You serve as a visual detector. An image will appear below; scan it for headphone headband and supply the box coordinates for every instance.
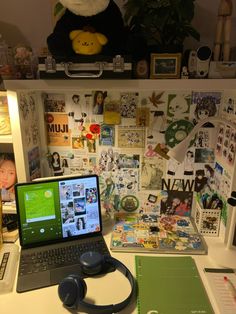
[58,253,136,314]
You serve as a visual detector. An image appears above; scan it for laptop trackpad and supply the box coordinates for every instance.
[17,272,51,293]
[50,264,82,285]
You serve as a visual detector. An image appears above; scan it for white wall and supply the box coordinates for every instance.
[185,0,236,52]
[0,0,235,55]
[0,0,53,53]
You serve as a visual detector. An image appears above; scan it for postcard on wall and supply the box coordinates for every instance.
[99,124,115,146]
[45,113,71,146]
[118,153,140,169]
[221,91,236,120]
[141,157,165,190]
[136,107,150,127]
[103,101,121,125]
[118,127,145,148]
[191,91,222,125]
[42,93,66,112]
[120,92,139,118]
[28,146,41,180]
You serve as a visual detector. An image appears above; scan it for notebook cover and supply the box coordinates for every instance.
[135,255,214,314]
[110,213,208,254]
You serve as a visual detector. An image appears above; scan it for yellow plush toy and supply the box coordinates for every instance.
[69,29,108,55]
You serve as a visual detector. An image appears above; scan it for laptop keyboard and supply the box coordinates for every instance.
[19,239,109,276]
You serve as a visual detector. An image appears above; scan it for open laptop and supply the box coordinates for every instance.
[15,174,111,293]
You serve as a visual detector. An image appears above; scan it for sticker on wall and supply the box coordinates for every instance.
[162,178,195,192]
[194,129,210,148]
[149,91,165,108]
[19,92,40,148]
[167,93,191,124]
[183,150,195,176]
[145,144,158,157]
[86,135,97,153]
[121,195,139,212]
[19,93,30,120]
[147,110,166,139]
[165,119,195,148]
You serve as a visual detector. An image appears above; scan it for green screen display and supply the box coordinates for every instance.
[24,188,55,222]
[17,181,62,245]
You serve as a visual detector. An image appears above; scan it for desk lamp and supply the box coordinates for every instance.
[167,117,236,268]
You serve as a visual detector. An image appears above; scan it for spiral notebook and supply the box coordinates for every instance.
[135,255,214,314]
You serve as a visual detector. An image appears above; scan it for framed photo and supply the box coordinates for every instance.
[150,53,181,79]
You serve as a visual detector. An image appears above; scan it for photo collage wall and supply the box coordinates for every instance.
[18,89,236,231]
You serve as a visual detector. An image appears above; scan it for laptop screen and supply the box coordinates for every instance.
[15,175,102,247]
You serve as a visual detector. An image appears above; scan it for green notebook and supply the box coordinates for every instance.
[135,255,214,314]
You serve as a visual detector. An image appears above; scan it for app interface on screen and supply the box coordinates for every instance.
[59,177,101,238]
[18,181,62,245]
[17,177,101,245]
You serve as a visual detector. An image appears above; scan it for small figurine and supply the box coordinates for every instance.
[181,66,189,79]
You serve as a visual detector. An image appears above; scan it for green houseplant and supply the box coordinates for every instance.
[123,0,200,53]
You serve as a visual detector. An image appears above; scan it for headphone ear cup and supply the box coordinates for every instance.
[58,275,87,308]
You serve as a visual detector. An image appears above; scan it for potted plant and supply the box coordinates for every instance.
[123,0,200,54]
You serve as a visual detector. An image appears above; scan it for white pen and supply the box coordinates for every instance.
[224,276,236,301]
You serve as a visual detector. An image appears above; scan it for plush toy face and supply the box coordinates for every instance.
[60,0,109,16]
[69,30,108,55]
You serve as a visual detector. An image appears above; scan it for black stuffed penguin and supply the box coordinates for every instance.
[47,0,127,58]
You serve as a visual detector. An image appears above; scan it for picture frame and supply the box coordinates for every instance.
[150,53,181,79]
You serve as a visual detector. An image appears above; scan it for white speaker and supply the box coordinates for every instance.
[188,46,212,78]
[196,46,212,78]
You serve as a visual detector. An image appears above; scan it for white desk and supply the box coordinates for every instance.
[0,226,235,314]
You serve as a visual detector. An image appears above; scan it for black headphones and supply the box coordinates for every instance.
[58,251,136,314]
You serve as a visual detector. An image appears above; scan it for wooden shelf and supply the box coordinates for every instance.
[2,202,17,214]
[0,134,13,144]
[4,78,236,91]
